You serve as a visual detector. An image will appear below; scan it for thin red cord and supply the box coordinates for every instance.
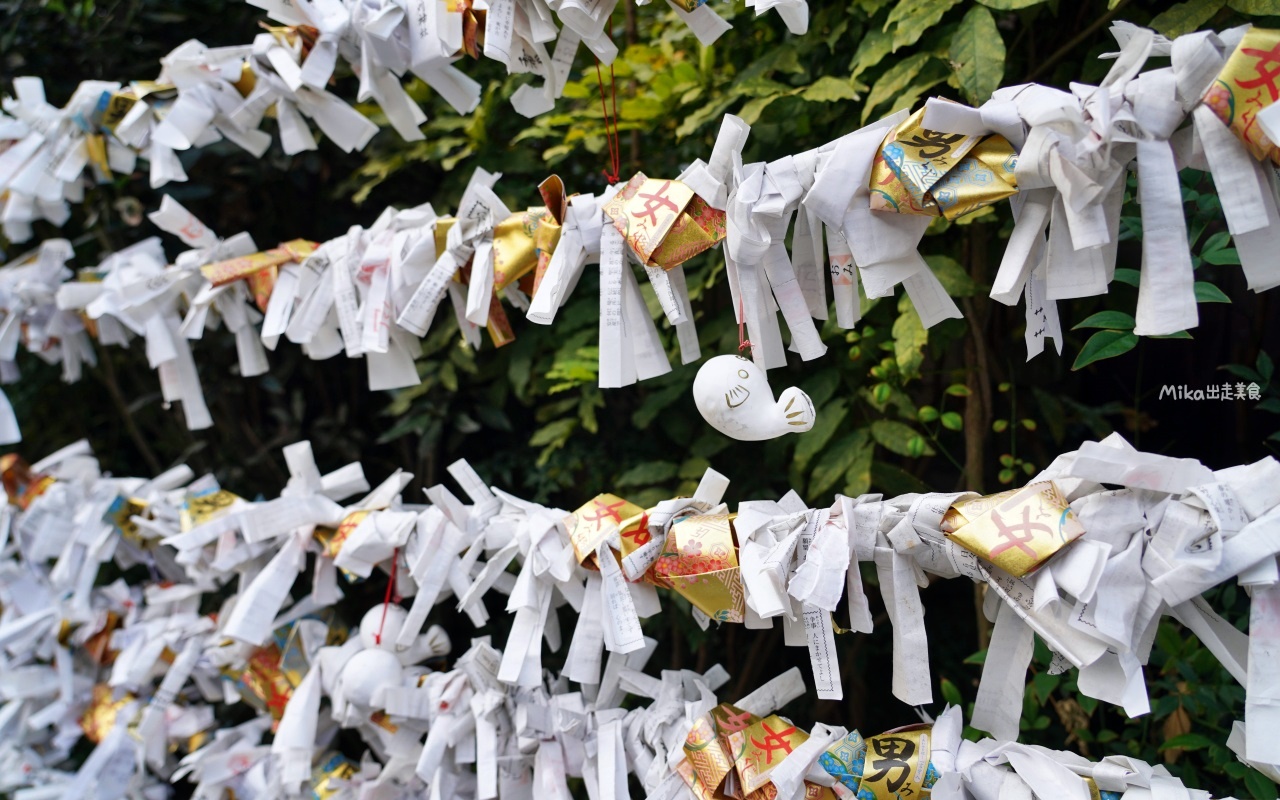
[593,48,621,184]
[738,295,752,353]
[374,546,399,646]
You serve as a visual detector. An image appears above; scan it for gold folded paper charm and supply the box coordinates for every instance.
[530,175,568,295]
[942,480,1085,577]
[565,493,646,567]
[0,453,55,509]
[650,513,746,623]
[1203,27,1280,165]
[728,714,811,795]
[179,486,241,533]
[869,107,1018,220]
[679,704,837,800]
[857,726,935,800]
[80,684,134,744]
[96,80,176,132]
[200,239,317,312]
[312,752,359,799]
[235,641,297,729]
[682,711,736,800]
[602,173,727,269]
[433,181,568,348]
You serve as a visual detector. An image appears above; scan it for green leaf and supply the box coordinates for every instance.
[632,383,687,429]
[811,430,871,497]
[1224,363,1264,383]
[529,417,577,447]
[800,76,861,103]
[801,369,841,409]
[1158,733,1216,751]
[927,255,982,297]
[1112,268,1141,287]
[975,0,1047,7]
[1073,330,1139,370]
[844,431,875,496]
[871,462,932,495]
[678,457,712,480]
[950,6,1006,105]
[739,94,784,126]
[1072,311,1136,331]
[1245,769,1279,800]
[1260,351,1275,383]
[940,678,964,707]
[1230,0,1280,13]
[945,384,973,397]
[886,0,963,52]
[871,420,936,457]
[1194,281,1232,303]
[849,28,894,81]
[862,52,936,124]
[919,405,940,423]
[1150,0,1226,37]
[893,299,928,381]
[993,419,1009,432]
[1202,246,1242,266]
[615,461,678,487]
[1031,671,1060,704]
[941,411,964,431]
[794,399,850,472]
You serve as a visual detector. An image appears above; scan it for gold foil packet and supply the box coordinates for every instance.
[530,175,568,295]
[0,454,55,510]
[80,684,134,744]
[944,480,1085,577]
[602,173,727,269]
[651,513,746,623]
[682,712,734,797]
[312,752,358,799]
[858,727,934,800]
[179,486,241,533]
[235,640,300,728]
[96,80,176,132]
[565,493,645,566]
[106,495,149,544]
[201,238,317,291]
[870,107,1018,220]
[818,729,866,794]
[729,715,810,794]
[1203,27,1280,165]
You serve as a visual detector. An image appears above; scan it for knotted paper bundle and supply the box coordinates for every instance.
[941,480,1086,577]
[200,238,318,312]
[651,513,746,623]
[0,434,1276,797]
[602,173,728,269]
[868,106,1019,220]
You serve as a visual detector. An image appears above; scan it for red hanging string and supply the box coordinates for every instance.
[738,294,752,353]
[373,546,400,646]
[593,53,621,184]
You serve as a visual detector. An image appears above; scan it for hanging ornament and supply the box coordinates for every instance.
[693,354,815,441]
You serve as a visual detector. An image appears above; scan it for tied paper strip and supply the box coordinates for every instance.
[1,432,1279,797]
[14,23,1280,425]
[0,0,811,242]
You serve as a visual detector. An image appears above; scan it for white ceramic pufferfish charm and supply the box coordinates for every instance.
[693,355,816,441]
